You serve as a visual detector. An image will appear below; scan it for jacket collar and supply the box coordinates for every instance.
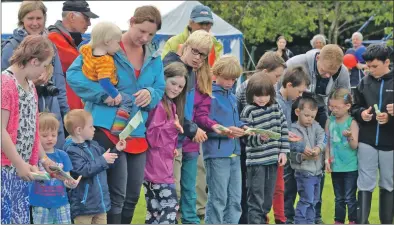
[48,20,76,48]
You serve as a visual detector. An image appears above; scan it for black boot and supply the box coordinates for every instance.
[107,213,122,224]
[357,191,372,224]
[379,189,394,224]
[121,215,133,224]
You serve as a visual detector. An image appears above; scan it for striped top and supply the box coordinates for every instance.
[80,45,118,85]
[235,79,249,113]
[240,103,290,166]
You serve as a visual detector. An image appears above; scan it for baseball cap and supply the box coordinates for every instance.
[190,5,213,24]
[63,0,99,19]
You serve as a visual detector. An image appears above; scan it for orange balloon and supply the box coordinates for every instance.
[343,54,358,69]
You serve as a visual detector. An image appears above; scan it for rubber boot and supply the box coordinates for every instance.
[107,213,122,224]
[379,189,394,224]
[121,215,133,224]
[356,191,372,224]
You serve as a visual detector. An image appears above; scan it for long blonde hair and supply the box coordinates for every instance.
[182,30,213,97]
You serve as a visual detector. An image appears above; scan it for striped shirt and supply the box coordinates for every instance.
[240,103,290,166]
[235,80,248,113]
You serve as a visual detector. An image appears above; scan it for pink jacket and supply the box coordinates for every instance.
[1,73,40,166]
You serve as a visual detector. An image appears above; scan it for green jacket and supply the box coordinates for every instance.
[161,27,223,61]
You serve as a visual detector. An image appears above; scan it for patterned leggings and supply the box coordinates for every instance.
[143,181,179,224]
[1,167,30,224]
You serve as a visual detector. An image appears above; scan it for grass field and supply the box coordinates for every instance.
[131,173,380,224]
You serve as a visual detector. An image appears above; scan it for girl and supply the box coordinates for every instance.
[1,35,55,224]
[325,88,359,224]
[144,62,188,224]
[67,6,165,224]
[240,74,289,224]
[271,36,294,62]
[162,30,216,224]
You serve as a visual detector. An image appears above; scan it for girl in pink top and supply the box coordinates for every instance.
[1,35,55,224]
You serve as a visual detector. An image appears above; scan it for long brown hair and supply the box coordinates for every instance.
[163,62,188,126]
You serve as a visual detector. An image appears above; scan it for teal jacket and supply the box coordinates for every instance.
[66,43,165,138]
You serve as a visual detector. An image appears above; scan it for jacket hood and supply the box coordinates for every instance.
[212,83,232,93]
[11,27,28,43]
[305,49,320,71]
[48,20,70,36]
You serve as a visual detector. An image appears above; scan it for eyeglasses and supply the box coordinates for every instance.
[191,47,208,59]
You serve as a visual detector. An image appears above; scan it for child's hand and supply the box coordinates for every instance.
[41,157,57,174]
[243,126,255,135]
[342,129,352,137]
[64,175,82,189]
[116,140,126,151]
[114,94,122,106]
[211,124,232,136]
[193,128,207,143]
[386,103,394,116]
[174,114,184,134]
[361,106,373,122]
[288,131,302,142]
[325,159,332,173]
[228,126,245,138]
[260,134,270,142]
[376,112,389,125]
[278,153,287,166]
[174,149,179,157]
[312,147,321,156]
[103,149,118,164]
[303,147,314,156]
[104,96,116,106]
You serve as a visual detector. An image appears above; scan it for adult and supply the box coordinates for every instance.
[310,34,327,50]
[162,4,224,217]
[163,30,214,224]
[235,51,287,224]
[271,35,294,62]
[66,6,164,224]
[48,0,98,110]
[1,0,69,149]
[283,44,350,224]
[345,32,367,91]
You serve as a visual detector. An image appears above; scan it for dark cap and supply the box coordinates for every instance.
[190,5,213,24]
[63,0,99,19]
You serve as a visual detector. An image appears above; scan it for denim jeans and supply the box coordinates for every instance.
[294,171,321,224]
[331,171,358,223]
[180,155,200,224]
[204,157,242,224]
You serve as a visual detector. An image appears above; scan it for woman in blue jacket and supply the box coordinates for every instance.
[66,6,165,224]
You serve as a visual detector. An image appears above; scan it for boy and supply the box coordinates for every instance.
[289,97,326,224]
[351,44,393,224]
[63,109,126,224]
[202,55,246,224]
[29,112,80,224]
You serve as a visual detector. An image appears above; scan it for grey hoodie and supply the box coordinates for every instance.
[289,121,326,176]
[285,49,350,107]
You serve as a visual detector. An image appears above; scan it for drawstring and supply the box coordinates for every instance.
[149,182,156,198]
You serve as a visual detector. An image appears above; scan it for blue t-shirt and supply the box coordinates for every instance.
[29,149,73,208]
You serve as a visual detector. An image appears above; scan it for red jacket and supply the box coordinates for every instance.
[48,20,84,110]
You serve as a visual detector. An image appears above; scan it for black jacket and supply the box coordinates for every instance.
[351,70,394,151]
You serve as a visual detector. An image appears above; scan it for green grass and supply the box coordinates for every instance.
[131,173,380,224]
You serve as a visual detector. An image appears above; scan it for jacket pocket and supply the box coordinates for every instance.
[81,183,90,205]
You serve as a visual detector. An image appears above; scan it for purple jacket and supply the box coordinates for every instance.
[145,100,179,183]
[182,89,217,153]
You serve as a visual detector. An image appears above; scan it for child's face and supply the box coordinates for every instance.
[366,59,390,77]
[106,38,121,55]
[296,106,318,127]
[286,82,307,101]
[80,116,95,141]
[165,76,186,99]
[40,129,58,151]
[253,95,270,107]
[215,76,237,90]
[329,99,350,118]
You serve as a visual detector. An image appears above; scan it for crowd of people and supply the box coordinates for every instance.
[1,1,393,225]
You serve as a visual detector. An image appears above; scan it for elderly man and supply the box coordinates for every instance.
[345,32,367,91]
[48,0,98,110]
[310,34,327,50]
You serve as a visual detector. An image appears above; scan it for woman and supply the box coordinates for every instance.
[1,1,69,149]
[66,6,165,224]
[271,35,294,62]
[163,30,215,224]
[310,34,327,50]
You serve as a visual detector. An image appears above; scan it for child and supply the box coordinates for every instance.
[30,112,81,224]
[289,97,326,224]
[202,55,246,224]
[351,44,393,224]
[325,88,359,224]
[1,35,56,224]
[79,21,132,134]
[240,74,289,224]
[143,62,188,224]
[63,109,126,224]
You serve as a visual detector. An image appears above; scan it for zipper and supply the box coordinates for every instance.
[218,138,222,150]
[375,80,384,146]
[81,183,89,204]
[228,90,238,153]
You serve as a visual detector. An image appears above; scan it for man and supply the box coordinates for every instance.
[163,4,223,220]
[48,0,98,110]
[345,32,367,92]
[284,44,350,224]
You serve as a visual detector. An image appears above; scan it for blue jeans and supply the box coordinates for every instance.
[204,157,242,224]
[180,155,199,224]
[294,171,321,224]
[331,171,358,223]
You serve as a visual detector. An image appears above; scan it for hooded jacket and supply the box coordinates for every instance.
[1,27,69,149]
[48,20,84,110]
[285,49,350,107]
[351,70,394,151]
